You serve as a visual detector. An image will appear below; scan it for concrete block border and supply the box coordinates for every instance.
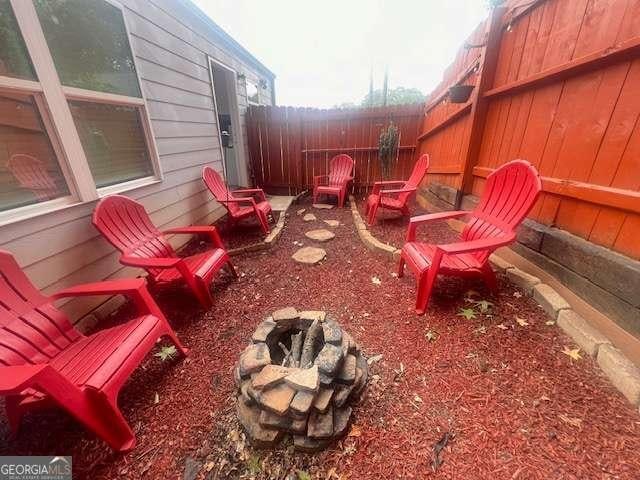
[346,198,639,408]
[489,254,640,408]
[348,195,401,259]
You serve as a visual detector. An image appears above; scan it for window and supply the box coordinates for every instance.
[0,1,36,80]
[0,0,159,223]
[69,101,153,188]
[0,91,70,212]
[246,79,260,105]
[34,0,141,97]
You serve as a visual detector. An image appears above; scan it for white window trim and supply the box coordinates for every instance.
[0,0,162,226]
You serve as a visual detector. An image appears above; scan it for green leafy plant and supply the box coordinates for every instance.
[474,299,493,313]
[457,307,478,320]
[297,471,311,480]
[154,345,177,361]
[378,122,399,179]
[246,454,262,475]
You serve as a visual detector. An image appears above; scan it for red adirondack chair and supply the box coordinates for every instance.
[398,160,542,314]
[202,166,273,235]
[365,154,429,225]
[7,154,60,202]
[93,195,235,308]
[313,154,354,207]
[0,249,188,452]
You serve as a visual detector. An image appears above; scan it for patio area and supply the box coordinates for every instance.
[2,197,638,479]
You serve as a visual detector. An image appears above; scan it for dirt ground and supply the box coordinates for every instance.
[1,196,639,480]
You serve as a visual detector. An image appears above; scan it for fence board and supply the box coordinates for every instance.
[246,104,422,195]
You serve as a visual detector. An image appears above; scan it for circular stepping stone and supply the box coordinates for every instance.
[292,246,326,264]
[302,213,317,222]
[313,203,334,210]
[324,219,340,227]
[305,229,335,242]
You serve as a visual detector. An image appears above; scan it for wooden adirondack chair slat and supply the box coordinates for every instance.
[398,160,542,314]
[365,154,429,225]
[93,195,236,308]
[313,154,354,207]
[0,250,188,451]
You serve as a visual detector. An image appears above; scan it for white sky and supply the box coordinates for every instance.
[191,0,489,107]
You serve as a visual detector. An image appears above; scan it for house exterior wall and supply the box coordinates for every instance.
[0,0,274,328]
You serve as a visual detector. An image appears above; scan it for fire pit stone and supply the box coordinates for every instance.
[235,307,368,451]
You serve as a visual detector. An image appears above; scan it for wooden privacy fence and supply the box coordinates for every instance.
[245,104,422,195]
[415,0,640,261]
[245,0,640,261]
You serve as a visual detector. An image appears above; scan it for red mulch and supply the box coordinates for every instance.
[1,196,639,479]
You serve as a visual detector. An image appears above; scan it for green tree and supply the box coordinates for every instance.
[361,86,425,107]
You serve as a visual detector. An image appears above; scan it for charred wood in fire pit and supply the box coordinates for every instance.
[290,331,303,367]
[300,319,322,368]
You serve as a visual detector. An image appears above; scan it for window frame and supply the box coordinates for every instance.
[0,0,161,226]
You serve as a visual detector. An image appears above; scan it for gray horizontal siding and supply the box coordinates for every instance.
[1,0,272,327]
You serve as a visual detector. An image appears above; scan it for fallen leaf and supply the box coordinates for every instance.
[348,425,362,437]
[496,323,509,330]
[515,316,529,327]
[367,354,383,365]
[562,346,582,361]
[559,413,583,428]
[473,325,487,335]
[424,328,438,342]
[154,392,159,404]
[371,276,382,286]
[545,320,555,326]
[457,307,477,320]
[414,394,423,403]
[513,291,523,298]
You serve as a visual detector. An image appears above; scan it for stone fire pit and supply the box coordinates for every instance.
[234,307,368,451]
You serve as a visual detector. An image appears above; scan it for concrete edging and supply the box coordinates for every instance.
[228,209,288,256]
[489,254,640,407]
[348,196,401,259]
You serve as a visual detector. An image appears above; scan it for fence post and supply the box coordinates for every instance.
[456,5,506,208]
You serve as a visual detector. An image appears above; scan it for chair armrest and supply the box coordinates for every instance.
[313,175,328,187]
[120,256,183,269]
[50,276,169,321]
[438,233,516,255]
[50,278,147,300]
[224,197,256,205]
[381,187,416,195]
[372,180,405,195]
[164,226,224,249]
[406,210,468,241]
[232,188,266,201]
[374,180,406,186]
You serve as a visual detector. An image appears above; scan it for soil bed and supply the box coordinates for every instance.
[1,196,639,479]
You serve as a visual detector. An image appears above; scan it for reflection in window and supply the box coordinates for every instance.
[247,80,259,105]
[0,0,37,80]
[0,92,69,212]
[34,0,141,97]
[69,101,153,188]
